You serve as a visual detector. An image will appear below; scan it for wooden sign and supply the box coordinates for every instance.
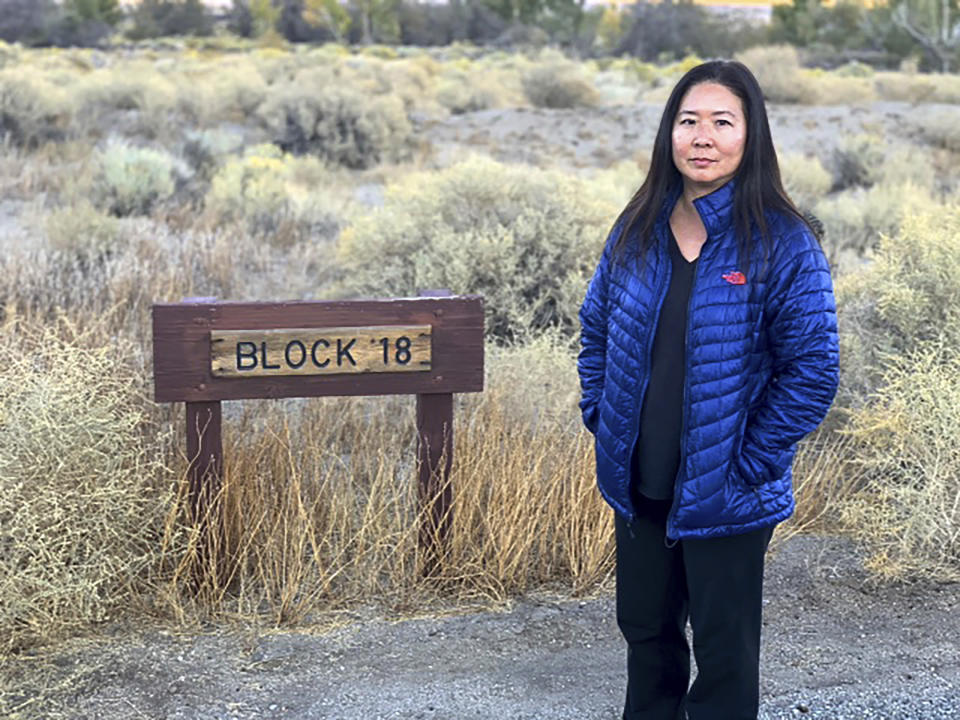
[153,296,482,402]
[152,293,484,579]
[211,325,432,378]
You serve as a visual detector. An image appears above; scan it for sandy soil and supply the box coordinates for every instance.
[418,101,937,173]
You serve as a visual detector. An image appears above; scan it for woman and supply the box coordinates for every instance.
[577,61,839,720]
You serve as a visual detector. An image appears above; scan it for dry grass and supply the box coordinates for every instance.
[840,343,960,582]
[150,337,611,628]
[0,315,173,654]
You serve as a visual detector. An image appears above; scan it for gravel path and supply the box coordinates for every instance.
[3,534,958,720]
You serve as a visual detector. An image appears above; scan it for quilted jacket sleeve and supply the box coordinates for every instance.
[577,231,616,435]
[735,230,839,485]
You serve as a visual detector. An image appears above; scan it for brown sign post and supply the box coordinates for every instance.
[152,292,484,577]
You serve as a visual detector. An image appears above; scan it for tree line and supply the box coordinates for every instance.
[1,0,958,72]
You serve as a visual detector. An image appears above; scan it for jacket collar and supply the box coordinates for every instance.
[692,178,736,238]
[658,177,737,242]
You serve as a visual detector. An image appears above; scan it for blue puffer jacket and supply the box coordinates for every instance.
[578,179,839,540]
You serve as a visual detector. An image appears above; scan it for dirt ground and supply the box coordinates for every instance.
[419,100,941,173]
[3,534,958,720]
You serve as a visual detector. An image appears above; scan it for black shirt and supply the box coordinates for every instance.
[632,230,698,501]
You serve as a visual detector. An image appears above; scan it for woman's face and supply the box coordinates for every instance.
[671,82,746,197]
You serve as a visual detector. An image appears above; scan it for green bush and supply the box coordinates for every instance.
[833,206,960,581]
[44,201,122,260]
[841,342,960,581]
[73,65,179,140]
[835,206,960,406]
[334,155,618,341]
[835,61,874,78]
[522,59,599,109]
[929,73,960,103]
[779,152,832,211]
[92,141,179,217]
[874,71,936,103]
[915,109,960,152]
[831,133,886,190]
[814,181,939,263]
[205,144,342,244]
[206,144,290,235]
[257,68,413,169]
[0,320,169,652]
[436,72,505,114]
[807,72,875,105]
[0,69,69,147]
[734,45,816,104]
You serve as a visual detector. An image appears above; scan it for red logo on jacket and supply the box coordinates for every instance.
[722,271,747,285]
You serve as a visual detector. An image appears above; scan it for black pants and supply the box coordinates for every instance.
[615,496,773,720]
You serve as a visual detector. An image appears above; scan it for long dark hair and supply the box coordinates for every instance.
[612,60,811,273]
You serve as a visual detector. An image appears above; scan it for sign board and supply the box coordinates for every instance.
[153,296,483,402]
[210,325,432,378]
[152,294,484,579]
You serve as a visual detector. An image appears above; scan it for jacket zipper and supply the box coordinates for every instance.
[665,234,703,544]
[627,231,672,523]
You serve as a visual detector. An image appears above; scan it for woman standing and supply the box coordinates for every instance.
[577,61,839,720]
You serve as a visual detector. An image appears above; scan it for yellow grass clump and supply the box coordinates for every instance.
[735,45,817,104]
[155,335,611,623]
[779,151,832,211]
[0,317,173,653]
[841,343,960,581]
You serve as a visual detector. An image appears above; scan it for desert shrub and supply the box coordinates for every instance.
[591,60,650,106]
[830,133,886,190]
[834,207,960,406]
[376,57,439,115]
[92,141,179,216]
[206,144,289,234]
[521,58,599,109]
[835,60,873,77]
[833,206,960,581]
[813,181,939,263]
[875,145,936,190]
[334,156,618,341]
[152,335,608,620]
[0,40,20,67]
[841,343,960,581]
[205,144,342,243]
[806,72,875,104]
[44,201,122,260]
[929,73,960,103]
[257,68,413,169]
[72,65,179,139]
[181,127,245,183]
[0,69,69,147]
[779,152,832,211]
[874,71,936,102]
[0,319,170,653]
[435,72,505,113]
[734,45,817,104]
[915,109,960,151]
[173,64,270,128]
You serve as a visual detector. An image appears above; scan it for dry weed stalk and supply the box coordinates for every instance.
[153,358,614,627]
